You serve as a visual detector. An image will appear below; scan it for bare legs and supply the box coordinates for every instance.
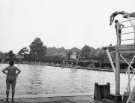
[6,81,10,102]
[6,80,16,102]
[11,81,16,102]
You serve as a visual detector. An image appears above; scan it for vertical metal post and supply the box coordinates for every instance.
[127,66,131,94]
[115,20,121,95]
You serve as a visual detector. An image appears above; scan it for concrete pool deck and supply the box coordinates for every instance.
[0,95,94,103]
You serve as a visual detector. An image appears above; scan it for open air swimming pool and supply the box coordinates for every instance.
[0,64,134,97]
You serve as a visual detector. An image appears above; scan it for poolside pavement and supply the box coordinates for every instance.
[0,95,94,103]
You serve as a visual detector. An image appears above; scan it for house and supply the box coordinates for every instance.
[70,52,77,60]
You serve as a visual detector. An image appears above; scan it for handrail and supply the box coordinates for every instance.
[123,25,135,29]
[121,39,134,41]
[120,19,135,23]
[122,32,135,35]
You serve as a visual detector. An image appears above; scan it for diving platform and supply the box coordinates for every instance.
[94,11,135,103]
[119,45,135,53]
[105,44,135,53]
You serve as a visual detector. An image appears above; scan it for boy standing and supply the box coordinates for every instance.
[2,61,21,102]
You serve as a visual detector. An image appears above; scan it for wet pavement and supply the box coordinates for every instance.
[0,95,94,103]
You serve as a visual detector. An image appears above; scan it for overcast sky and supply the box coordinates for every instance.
[0,0,135,53]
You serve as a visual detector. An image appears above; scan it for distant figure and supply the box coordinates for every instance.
[2,61,21,102]
[110,11,126,25]
[115,20,124,44]
[115,20,124,34]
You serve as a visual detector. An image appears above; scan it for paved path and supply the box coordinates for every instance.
[0,95,94,103]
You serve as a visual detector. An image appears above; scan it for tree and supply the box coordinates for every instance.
[46,47,67,57]
[96,48,108,67]
[80,45,92,59]
[67,50,72,60]
[7,50,15,61]
[70,47,80,53]
[70,47,80,58]
[17,47,29,61]
[18,47,29,56]
[0,51,5,62]
[29,37,47,62]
